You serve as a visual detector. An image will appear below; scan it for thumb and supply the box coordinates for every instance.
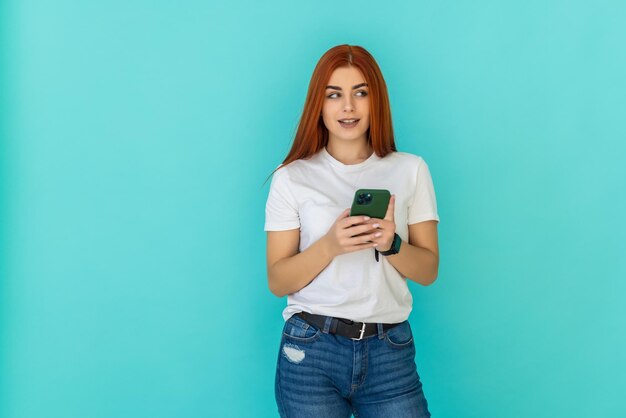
[384,194,396,221]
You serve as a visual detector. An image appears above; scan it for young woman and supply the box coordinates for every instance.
[264,44,439,418]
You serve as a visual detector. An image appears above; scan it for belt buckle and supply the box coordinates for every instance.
[351,322,367,341]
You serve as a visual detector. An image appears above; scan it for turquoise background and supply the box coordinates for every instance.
[2,1,625,417]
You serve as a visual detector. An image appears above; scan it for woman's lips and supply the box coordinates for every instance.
[338,119,360,128]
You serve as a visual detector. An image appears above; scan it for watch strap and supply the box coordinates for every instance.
[378,233,401,256]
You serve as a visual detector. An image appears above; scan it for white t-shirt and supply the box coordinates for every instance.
[264,146,440,323]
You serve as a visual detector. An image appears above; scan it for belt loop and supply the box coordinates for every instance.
[377,323,385,339]
[330,318,339,334]
[323,316,333,334]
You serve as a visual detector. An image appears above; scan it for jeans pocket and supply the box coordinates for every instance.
[384,320,414,348]
[282,314,321,343]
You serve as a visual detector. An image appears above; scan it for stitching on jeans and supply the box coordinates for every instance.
[385,335,414,348]
[384,321,413,348]
[275,355,287,417]
[358,338,369,388]
[282,327,321,343]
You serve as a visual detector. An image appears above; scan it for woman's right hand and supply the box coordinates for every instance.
[322,208,382,259]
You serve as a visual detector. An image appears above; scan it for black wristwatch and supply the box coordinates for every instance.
[375,233,402,262]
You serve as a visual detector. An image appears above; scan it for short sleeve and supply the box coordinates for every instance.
[264,165,301,231]
[407,158,440,225]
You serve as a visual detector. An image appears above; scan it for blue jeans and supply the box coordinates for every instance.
[275,314,431,418]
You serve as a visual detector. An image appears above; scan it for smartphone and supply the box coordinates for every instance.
[350,189,391,219]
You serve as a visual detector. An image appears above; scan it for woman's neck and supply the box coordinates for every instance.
[325,140,373,165]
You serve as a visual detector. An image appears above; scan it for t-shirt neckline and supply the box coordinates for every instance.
[320,146,380,172]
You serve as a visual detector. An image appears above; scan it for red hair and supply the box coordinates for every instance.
[264,44,397,184]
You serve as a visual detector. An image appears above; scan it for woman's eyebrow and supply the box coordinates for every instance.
[325,83,368,91]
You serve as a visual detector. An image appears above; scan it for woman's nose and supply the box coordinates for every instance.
[343,96,355,111]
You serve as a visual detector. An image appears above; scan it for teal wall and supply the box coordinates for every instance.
[2,1,625,417]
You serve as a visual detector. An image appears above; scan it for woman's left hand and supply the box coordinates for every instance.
[365,194,397,252]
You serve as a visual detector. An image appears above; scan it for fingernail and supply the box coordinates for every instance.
[373,223,380,228]
[364,216,370,221]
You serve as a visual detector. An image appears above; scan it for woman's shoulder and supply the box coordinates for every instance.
[275,151,324,175]
[270,154,321,186]
[383,150,426,166]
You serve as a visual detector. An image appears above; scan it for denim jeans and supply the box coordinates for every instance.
[275,314,431,418]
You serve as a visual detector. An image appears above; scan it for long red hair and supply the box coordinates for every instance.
[264,44,397,185]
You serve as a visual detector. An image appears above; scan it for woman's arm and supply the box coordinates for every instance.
[266,210,380,297]
[266,229,333,297]
[385,220,439,286]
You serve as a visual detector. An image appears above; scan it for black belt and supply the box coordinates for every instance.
[296,312,401,341]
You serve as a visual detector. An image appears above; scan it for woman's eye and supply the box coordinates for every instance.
[327,91,368,99]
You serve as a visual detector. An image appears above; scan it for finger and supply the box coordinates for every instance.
[336,208,351,222]
[349,222,381,237]
[341,213,371,228]
[345,241,379,253]
[353,222,382,242]
[384,194,396,221]
[346,229,383,245]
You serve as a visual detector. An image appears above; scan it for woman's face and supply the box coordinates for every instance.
[321,66,370,146]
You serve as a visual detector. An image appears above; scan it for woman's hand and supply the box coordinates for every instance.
[322,210,381,259]
[364,194,397,252]
[322,195,397,258]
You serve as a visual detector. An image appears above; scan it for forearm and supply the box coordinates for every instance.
[385,238,438,285]
[268,236,333,297]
